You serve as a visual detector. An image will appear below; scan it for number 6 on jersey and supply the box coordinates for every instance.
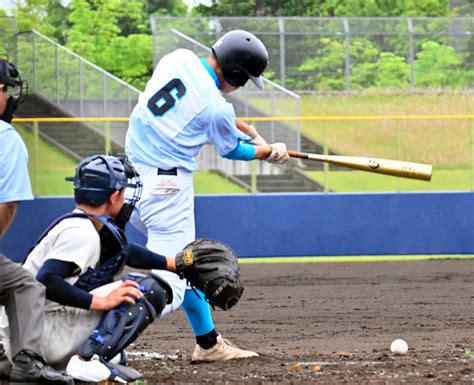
[147,78,186,116]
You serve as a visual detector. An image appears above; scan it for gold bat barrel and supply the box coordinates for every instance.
[288,151,433,181]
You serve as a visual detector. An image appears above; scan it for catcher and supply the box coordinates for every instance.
[0,154,245,383]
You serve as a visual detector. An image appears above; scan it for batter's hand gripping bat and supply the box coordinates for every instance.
[288,151,432,181]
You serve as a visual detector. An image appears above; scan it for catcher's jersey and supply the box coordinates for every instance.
[23,210,101,305]
[0,121,33,204]
[125,49,247,171]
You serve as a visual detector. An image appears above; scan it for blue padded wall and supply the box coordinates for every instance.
[1,192,473,262]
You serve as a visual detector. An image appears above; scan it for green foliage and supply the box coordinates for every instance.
[3,1,470,92]
[414,41,465,88]
[295,38,346,91]
[376,52,410,89]
[294,37,411,91]
[65,0,152,89]
[349,39,379,89]
[195,0,452,17]
[96,34,153,88]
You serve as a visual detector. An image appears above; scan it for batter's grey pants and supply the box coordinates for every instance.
[0,253,45,373]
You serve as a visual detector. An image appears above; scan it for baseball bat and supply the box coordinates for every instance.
[288,151,432,181]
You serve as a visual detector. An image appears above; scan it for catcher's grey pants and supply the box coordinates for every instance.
[0,254,46,373]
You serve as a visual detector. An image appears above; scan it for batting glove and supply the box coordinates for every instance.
[266,143,289,163]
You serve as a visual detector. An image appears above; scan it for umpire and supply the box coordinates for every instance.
[0,57,73,383]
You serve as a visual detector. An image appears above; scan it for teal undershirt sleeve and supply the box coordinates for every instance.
[223,142,256,161]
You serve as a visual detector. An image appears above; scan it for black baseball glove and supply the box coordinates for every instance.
[175,238,244,310]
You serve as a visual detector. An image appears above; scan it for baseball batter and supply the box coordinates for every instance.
[125,29,289,361]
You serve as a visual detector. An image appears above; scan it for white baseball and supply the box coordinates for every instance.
[390,339,408,354]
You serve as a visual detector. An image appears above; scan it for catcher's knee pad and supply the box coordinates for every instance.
[151,270,186,314]
[79,273,172,362]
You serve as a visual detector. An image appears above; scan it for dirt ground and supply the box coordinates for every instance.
[129,259,473,384]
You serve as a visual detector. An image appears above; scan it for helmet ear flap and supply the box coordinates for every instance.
[224,66,249,87]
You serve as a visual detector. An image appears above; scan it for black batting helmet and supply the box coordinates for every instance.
[212,30,269,89]
[0,58,21,88]
[66,154,142,207]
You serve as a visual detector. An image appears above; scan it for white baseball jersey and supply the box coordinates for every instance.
[125,49,247,171]
[23,210,101,310]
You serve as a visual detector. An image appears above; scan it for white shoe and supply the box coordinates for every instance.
[66,355,128,383]
[191,335,259,363]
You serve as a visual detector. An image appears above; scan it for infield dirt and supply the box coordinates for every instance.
[82,259,474,383]
[128,259,474,384]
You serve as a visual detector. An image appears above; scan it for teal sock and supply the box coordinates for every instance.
[182,288,215,337]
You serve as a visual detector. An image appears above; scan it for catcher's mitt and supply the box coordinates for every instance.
[175,238,243,310]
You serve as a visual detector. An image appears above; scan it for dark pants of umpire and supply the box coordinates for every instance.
[0,253,46,375]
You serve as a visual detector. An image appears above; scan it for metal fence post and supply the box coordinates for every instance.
[55,44,59,105]
[407,18,415,93]
[104,73,108,117]
[79,59,83,116]
[105,120,111,155]
[251,160,257,193]
[343,18,351,94]
[278,17,286,87]
[32,32,36,92]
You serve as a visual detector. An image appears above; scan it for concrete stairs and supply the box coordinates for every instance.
[235,168,324,193]
[15,93,124,160]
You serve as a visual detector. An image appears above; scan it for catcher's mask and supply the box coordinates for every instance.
[212,30,268,89]
[0,55,28,123]
[66,154,142,209]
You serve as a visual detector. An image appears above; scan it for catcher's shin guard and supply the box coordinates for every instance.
[79,273,172,362]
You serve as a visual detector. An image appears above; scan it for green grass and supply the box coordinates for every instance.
[239,255,474,264]
[16,125,77,196]
[463,347,473,359]
[194,171,248,194]
[308,168,473,192]
[297,93,474,168]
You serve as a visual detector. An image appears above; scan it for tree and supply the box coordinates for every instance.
[65,0,152,87]
[194,0,452,17]
[414,40,466,88]
[376,52,410,89]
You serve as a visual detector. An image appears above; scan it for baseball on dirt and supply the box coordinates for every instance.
[390,339,408,354]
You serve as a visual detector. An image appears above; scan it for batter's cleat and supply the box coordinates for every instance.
[191,335,259,363]
[9,350,74,384]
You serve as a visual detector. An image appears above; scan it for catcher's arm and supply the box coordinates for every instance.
[175,238,244,310]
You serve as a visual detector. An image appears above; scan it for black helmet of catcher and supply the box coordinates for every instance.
[212,30,269,89]
[66,154,142,207]
[0,55,28,123]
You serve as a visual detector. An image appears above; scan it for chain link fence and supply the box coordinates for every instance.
[11,30,140,151]
[151,16,473,93]
[0,16,17,61]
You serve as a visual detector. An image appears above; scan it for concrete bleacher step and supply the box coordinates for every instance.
[16,93,123,160]
[236,169,324,193]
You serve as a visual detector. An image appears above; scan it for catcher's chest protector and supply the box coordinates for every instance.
[30,212,129,292]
